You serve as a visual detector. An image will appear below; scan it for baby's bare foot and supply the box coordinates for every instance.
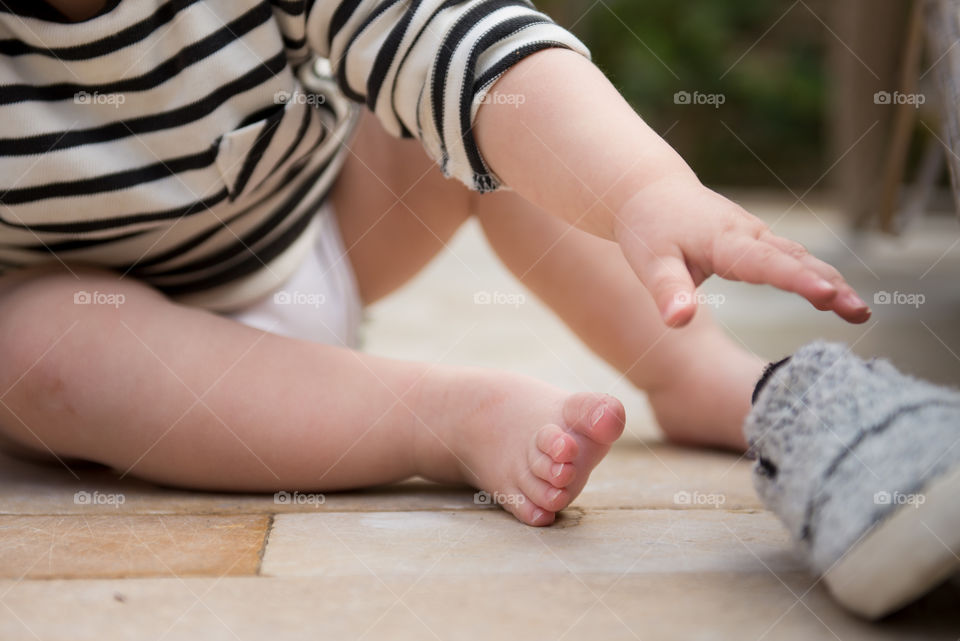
[413,371,625,526]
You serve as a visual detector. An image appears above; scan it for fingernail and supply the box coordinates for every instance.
[591,404,606,427]
[552,463,565,478]
[841,292,868,309]
[663,299,684,323]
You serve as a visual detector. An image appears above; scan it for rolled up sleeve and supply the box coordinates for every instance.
[305,0,591,192]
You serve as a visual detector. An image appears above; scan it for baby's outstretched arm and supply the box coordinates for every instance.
[474,49,871,328]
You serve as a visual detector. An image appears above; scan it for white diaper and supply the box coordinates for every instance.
[227,201,364,348]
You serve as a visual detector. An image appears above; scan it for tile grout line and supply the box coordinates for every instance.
[255,513,276,576]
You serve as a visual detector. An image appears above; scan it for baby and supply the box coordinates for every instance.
[0,0,870,530]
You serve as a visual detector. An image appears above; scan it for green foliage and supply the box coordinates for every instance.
[537,0,828,188]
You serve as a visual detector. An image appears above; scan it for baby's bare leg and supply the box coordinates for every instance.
[0,266,427,489]
[0,266,623,525]
[475,191,762,450]
[331,111,472,305]
[329,114,756,450]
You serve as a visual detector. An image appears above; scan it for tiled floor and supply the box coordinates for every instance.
[2,197,960,639]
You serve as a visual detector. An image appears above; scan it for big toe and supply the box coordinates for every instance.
[563,393,625,445]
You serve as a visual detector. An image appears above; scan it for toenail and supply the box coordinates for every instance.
[552,463,565,479]
[532,508,546,523]
[591,404,606,427]
[552,439,565,458]
[548,488,563,503]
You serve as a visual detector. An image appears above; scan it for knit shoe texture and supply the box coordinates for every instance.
[745,341,960,618]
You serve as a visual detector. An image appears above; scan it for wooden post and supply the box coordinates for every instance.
[925,0,960,218]
[878,0,925,232]
[827,0,913,229]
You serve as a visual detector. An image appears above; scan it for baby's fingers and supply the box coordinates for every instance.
[761,234,871,323]
[636,249,698,327]
[716,234,844,311]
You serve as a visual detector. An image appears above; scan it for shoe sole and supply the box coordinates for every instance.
[824,465,960,619]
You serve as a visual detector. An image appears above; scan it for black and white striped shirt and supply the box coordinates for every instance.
[0,0,589,308]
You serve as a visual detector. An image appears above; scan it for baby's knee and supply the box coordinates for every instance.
[0,266,152,458]
[0,266,158,392]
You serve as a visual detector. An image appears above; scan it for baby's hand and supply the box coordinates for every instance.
[613,174,871,328]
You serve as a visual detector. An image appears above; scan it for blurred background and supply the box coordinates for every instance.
[537,0,946,205]
[540,0,831,189]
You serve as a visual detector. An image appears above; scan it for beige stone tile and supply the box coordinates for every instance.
[0,514,267,579]
[1,574,956,641]
[261,509,800,579]
[0,453,481,515]
[581,440,762,510]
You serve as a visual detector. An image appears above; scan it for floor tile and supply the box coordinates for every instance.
[261,509,800,579]
[0,515,267,579]
[580,440,761,510]
[1,574,957,641]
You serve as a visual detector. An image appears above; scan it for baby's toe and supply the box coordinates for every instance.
[563,393,625,445]
[528,448,576,487]
[506,492,555,527]
[519,475,572,513]
[535,424,578,463]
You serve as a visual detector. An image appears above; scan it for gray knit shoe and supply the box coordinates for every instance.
[745,341,960,619]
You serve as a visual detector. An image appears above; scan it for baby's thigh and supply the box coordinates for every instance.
[330,111,474,304]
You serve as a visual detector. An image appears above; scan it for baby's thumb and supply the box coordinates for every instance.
[638,252,698,327]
